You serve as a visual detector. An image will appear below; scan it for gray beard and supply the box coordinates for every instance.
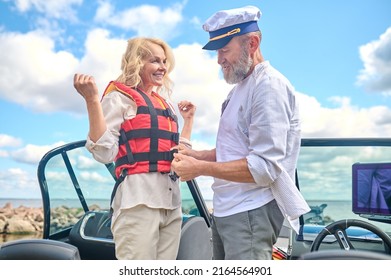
[222,50,253,84]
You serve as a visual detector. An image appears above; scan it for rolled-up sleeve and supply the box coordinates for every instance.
[86,130,119,163]
[179,136,192,149]
[85,91,136,164]
[246,77,292,186]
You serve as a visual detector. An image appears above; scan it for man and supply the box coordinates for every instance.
[171,5,310,260]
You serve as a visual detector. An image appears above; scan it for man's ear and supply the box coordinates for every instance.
[249,34,260,53]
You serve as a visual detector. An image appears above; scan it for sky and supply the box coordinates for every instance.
[0,0,391,200]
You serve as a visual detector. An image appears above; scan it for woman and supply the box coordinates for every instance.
[73,37,196,260]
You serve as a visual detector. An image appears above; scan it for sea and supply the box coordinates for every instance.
[1,198,45,208]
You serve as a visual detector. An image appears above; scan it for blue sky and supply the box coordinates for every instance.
[0,0,390,200]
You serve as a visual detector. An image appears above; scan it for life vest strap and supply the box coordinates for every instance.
[120,129,135,165]
[118,129,179,145]
[115,150,176,167]
[137,106,178,122]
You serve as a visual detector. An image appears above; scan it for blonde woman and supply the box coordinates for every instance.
[74,37,196,260]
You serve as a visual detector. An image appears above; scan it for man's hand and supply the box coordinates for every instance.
[171,153,202,181]
[171,143,193,156]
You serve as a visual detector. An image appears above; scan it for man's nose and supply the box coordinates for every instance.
[217,51,225,65]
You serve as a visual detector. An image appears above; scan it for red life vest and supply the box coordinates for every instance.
[102,81,179,179]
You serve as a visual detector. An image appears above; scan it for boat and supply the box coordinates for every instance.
[1,138,391,260]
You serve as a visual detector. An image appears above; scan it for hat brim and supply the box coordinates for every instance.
[202,37,233,50]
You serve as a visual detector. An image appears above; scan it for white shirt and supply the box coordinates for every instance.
[213,61,310,233]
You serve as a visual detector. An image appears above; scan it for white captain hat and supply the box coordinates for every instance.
[202,6,262,50]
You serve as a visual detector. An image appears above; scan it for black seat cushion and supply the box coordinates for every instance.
[68,211,116,260]
[0,239,80,260]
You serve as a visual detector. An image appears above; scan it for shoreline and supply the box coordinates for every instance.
[0,198,43,209]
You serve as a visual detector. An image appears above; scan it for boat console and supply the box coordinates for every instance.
[352,162,391,223]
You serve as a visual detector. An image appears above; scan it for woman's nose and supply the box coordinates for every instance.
[159,62,167,70]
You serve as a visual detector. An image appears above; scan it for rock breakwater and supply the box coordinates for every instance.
[0,203,43,234]
[0,202,87,234]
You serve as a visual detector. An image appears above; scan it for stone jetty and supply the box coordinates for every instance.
[0,202,91,234]
[0,203,44,234]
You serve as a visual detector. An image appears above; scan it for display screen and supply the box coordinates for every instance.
[352,162,391,216]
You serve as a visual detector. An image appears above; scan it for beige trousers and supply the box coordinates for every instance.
[112,205,182,260]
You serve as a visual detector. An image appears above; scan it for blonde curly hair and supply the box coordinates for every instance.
[116,37,175,95]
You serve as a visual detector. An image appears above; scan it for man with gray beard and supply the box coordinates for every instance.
[172,6,310,260]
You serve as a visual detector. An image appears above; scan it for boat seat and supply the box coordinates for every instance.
[0,238,81,260]
[176,216,212,260]
[69,211,116,260]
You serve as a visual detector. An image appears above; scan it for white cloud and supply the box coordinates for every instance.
[0,167,40,198]
[0,30,80,112]
[94,1,184,40]
[189,16,201,27]
[79,171,111,183]
[357,27,391,95]
[0,134,23,148]
[77,28,125,90]
[0,150,9,158]
[12,0,82,20]
[10,141,65,164]
[45,171,69,181]
[0,28,126,114]
[77,155,101,169]
[297,92,391,137]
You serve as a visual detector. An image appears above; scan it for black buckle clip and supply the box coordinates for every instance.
[169,171,179,182]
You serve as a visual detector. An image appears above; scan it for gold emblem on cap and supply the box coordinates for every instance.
[209,28,241,42]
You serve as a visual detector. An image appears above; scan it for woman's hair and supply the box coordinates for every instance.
[116,37,175,95]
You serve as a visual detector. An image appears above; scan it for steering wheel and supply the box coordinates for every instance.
[310,219,391,254]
